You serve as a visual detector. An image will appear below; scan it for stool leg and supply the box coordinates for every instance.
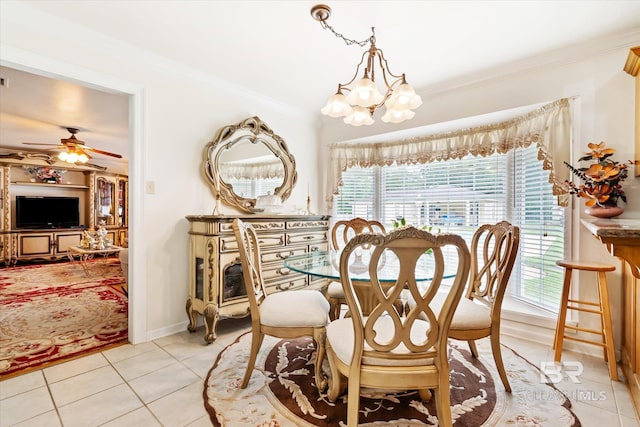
[554,267,572,362]
[597,271,618,381]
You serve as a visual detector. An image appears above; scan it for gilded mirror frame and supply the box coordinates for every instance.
[203,116,297,213]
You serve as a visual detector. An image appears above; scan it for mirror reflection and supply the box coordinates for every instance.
[218,139,285,199]
[203,116,297,213]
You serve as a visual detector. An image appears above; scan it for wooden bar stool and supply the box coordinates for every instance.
[553,260,618,380]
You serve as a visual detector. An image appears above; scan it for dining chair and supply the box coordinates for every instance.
[325,226,471,427]
[327,217,386,320]
[232,218,330,390]
[446,220,520,392]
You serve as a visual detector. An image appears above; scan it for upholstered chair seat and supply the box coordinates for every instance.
[260,290,329,327]
[427,293,492,331]
[327,316,435,367]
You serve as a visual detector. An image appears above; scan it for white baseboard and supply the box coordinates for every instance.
[146,320,191,341]
[501,309,621,361]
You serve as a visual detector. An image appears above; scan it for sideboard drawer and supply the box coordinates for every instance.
[261,247,307,263]
[287,231,327,246]
[268,275,308,292]
[219,233,285,252]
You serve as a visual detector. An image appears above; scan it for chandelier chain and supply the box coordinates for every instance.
[319,20,375,47]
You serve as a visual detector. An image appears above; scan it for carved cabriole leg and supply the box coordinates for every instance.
[418,388,432,402]
[203,304,219,344]
[185,299,197,332]
[313,327,327,391]
[326,343,346,402]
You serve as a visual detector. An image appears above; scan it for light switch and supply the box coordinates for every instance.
[145,180,155,194]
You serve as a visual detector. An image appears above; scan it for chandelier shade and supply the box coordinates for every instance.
[311,4,422,126]
[320,91,353,118]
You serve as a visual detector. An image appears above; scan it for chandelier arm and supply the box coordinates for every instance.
[375,48,406,81]
[375,52,405,97]
[336,49,372,89]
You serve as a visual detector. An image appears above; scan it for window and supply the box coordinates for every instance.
[333,145,566,311]
[227,177,281,199]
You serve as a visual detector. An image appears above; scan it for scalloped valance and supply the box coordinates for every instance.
[220,159,284,180]
[326,98,573,207]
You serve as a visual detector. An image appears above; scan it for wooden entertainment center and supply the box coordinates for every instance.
[0,156,128,264]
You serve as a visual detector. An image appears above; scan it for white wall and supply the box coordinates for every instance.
[318,30,640,354]
[0,2,320,341]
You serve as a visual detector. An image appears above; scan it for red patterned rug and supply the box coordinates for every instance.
[204,334,581,426]
[0,259,128,378]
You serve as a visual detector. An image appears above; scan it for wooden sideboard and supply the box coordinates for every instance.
[581,218,640,416]
[184,214,330,343]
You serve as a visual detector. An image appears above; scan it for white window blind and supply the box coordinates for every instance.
[333,145,565,311]
[227,177,281,199]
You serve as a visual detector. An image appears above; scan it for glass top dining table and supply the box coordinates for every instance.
[284,250,458,283]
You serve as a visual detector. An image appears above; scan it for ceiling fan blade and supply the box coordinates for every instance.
[23,142,63,147]
[84,146,122,158]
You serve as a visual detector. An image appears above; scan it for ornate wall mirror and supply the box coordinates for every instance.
[203,116,297,212]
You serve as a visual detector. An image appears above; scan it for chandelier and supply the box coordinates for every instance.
[311,4,422,126]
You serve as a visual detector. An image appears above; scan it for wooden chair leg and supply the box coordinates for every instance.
[328,297,340,321]
[241,330,264,388]
[554,268,572,361]
[468,340,478,358]
[434,370,453,427]
[598,271,618,381]
[346,376,361,427]
[490,331,511,392]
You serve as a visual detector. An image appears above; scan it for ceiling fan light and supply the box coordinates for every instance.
[78,153,89,163]
[344,106,374,126]
[67,152,79,163]
[58,152,69,161]
[321,93,353,117]
[346,77,384,107]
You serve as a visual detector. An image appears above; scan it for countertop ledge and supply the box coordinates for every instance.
[581,218,640,238]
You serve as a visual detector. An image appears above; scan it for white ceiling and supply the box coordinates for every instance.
[1,0,640,166]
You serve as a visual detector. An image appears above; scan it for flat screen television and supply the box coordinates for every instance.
[15,196,81,229]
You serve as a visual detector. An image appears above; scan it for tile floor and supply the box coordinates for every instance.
[1,317,638,427]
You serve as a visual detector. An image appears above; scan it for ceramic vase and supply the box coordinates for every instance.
[585,204,624,219]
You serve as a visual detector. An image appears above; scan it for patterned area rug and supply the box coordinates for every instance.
[204,333,581,426]
[0,259,127,377]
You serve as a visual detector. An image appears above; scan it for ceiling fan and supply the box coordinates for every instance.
[23,127,122,164]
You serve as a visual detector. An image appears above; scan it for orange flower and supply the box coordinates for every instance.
[578,184,612,207]
[586,141,616,159]
[584,163,621,182]
[565,141,635,208]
